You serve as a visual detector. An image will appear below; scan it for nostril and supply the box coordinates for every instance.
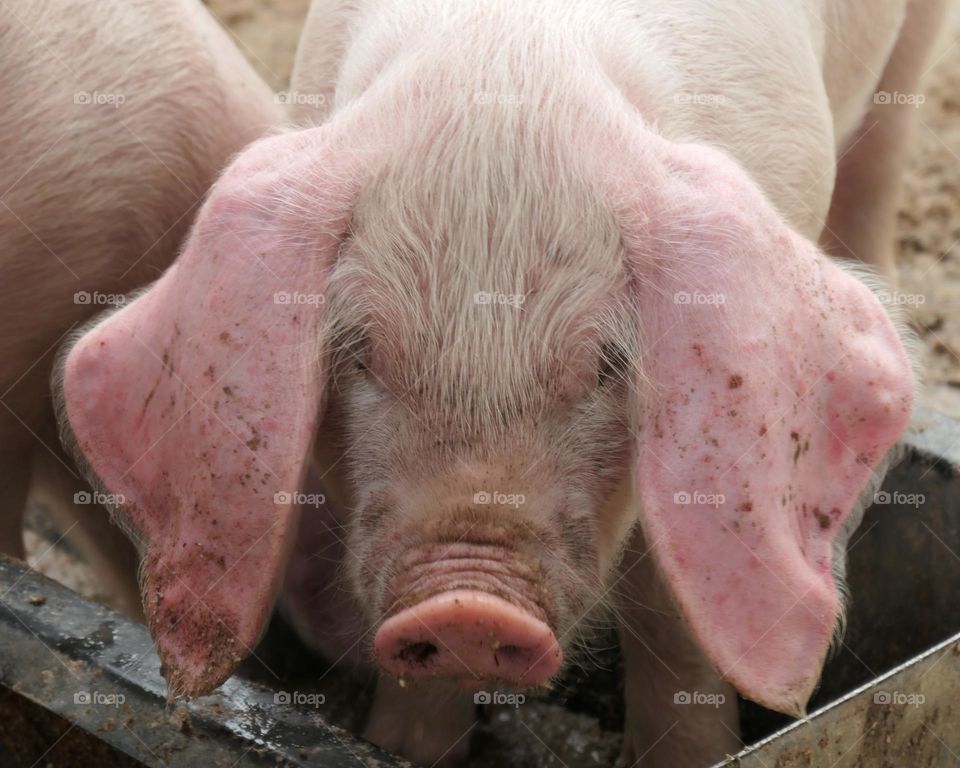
[397,640,439,666]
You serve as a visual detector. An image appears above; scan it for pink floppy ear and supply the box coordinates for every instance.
[620,140,914,715]
[57,127,357,696]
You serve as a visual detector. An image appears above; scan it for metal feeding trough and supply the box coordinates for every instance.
[1,407,958,767]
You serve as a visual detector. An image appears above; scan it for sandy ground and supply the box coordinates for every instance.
[895,4,960,416]
[205,0,309,91]
[205,0,960,418]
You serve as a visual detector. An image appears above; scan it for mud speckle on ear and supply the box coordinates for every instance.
[812,507,832,530]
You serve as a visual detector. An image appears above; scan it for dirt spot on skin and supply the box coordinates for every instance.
[142,380,159,412]
[728,374,743,389]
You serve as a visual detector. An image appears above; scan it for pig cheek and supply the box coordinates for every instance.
[345,501,405,620]
[593,468,636,577]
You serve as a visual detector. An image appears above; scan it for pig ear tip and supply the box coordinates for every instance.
[160,661,230,702]
[783,694,809,720]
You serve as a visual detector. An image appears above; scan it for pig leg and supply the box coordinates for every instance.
[820,0,948,280]
[616,527,740,767]
[364,676,476,766]
[0,419,32,558]
[0,1,280,566]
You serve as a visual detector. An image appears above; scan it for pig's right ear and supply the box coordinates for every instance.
[616,137,914,717]
[56,127,358,697]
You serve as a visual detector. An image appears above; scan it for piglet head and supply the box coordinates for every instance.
[55,125,361,697]
[315,155,643,688]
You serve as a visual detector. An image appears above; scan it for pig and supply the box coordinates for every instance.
[50,0,943,766]
[0,0,281,612]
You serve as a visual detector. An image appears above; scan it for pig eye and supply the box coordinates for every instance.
[597,342,630,388]
[350,345,374,377]
[353,352,369,375]
[331,324,371,377]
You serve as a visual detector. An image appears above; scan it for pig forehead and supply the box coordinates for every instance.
[325,248,637,423]
[328,241,634,363]
[322,108,636,391]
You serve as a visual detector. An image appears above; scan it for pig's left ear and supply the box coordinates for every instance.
[619,140,914,716]
[57,127,357,697]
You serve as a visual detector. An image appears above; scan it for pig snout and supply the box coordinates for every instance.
[372,544,562,685]
[375,591,561,684]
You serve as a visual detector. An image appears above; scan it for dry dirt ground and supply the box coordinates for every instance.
[205,0,960,418]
